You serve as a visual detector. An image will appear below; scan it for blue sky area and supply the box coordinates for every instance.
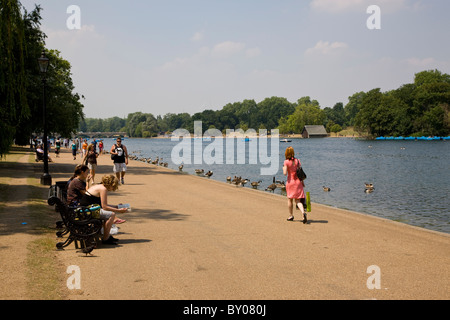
[21,0,450,119]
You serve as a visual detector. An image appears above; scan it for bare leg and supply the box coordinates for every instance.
[287,198,294,220]
[103,213,116,240]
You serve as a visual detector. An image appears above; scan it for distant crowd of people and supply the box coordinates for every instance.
[32,136,106,161]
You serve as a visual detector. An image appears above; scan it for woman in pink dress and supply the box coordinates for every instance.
[283,147,307,223]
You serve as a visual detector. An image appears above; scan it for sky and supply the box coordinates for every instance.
[20,0,450,119]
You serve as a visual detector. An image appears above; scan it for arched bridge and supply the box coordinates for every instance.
[77,132,128,138]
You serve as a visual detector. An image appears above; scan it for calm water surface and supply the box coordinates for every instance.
[103,137,450,234]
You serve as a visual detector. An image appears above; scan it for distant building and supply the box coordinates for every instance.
[301,125,328,138]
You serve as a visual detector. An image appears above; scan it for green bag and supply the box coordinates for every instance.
[306,192,311,212]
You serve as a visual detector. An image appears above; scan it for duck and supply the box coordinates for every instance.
[205,170,213,178]
[364,183,374,189]
[178,165,184,171]
[323,186,331,192]
[364,183,375,193]
[226,176,232,183]
[195,169,204,174]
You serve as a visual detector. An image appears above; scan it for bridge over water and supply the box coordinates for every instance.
[77,132,128,138]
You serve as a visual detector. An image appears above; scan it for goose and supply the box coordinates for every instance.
[240,178,249,187]
[205,170,213,177]
[231,176,241,184]
[276,180,285,188]
[265,177,277,192]
[323,186,331,192]
[251,180,262,189]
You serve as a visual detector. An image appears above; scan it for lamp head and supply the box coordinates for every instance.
[37,50,49,73]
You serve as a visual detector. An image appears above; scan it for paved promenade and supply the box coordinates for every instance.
[2,148,449,300]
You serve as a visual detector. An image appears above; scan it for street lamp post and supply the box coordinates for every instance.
[38,50,52,185]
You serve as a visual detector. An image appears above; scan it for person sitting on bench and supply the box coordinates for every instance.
[67,164,89,207]
[36,144,53,162]
[79,174,128,245]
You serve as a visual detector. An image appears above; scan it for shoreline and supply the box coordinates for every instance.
[1,147,449,300]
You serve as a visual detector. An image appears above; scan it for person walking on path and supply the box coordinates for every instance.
[71,139,78,160]
[110,137,129,184]
[79,174,128,244]
[283,146,307,223]
[83,144,99,184]
[82,139,88,158]
[55,138,61,158]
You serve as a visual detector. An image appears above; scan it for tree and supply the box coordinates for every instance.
[0,0,28,156]
[1,2,84,152]
[277,97,324,133]
[355,89,410,137]
[324,102,346,128]
[344,92,366,126]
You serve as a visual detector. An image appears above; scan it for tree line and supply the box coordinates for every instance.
[1,1,84,157]
[81,69,450,138]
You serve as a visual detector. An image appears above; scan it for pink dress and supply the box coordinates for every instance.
[284,159,305,199]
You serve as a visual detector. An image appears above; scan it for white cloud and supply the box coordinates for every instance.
[404,57,435,67]
[191,31,204,42]
[310,0,413,14]
[245,47,261,58]
[44,25,104,49]
[305,41,348,55]
[211,41,246,58]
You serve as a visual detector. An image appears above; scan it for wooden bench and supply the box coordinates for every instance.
[48,196,102,251]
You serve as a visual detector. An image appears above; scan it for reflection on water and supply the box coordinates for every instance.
[103,137,450,234]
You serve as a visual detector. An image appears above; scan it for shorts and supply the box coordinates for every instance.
[88,163,97,171]
[72,149,77,156]
[99,209,114,220]
[113,162,127,173]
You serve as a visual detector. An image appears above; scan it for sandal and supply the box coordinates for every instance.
[114,218,126,224]
[287,216,294,221]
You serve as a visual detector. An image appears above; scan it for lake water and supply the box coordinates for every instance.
[102,137,450,234]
